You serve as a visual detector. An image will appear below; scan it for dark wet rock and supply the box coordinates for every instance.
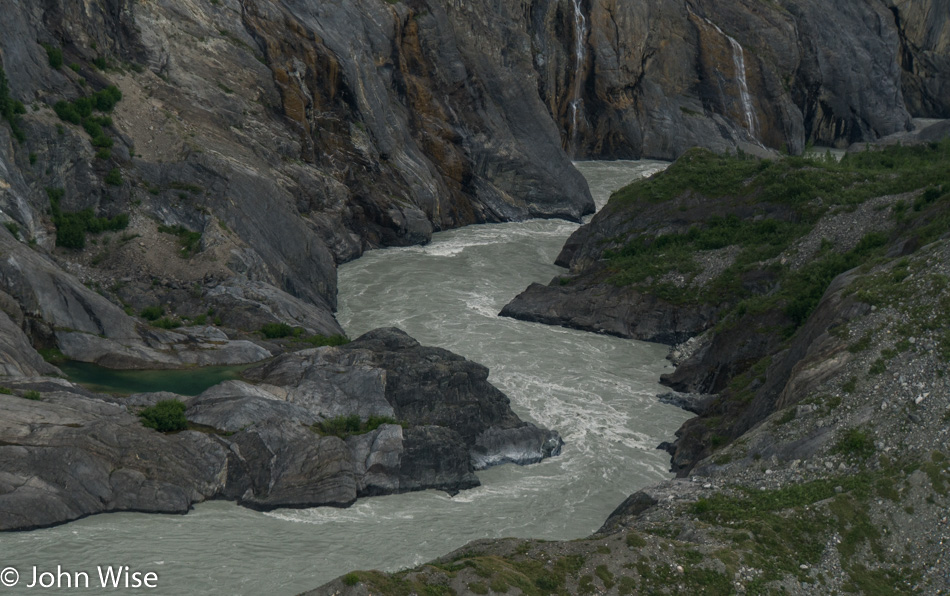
[397,426,480,495]
[224,422,356,511]
[471,426,564,470]
[244,327,564,471]
[656,391,716,416]
[0,311,60,378]
[597,491,660,535]
[500,281,717,345]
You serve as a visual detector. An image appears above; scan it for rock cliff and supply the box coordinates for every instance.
[534,0,950,159]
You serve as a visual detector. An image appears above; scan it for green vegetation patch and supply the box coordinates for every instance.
[0,67,27,142]
[53,86,122,150]
[47,188,129,249]
[834,428,876,460]
[158,224,202,257]
[604,141,950,338]
[42,43,63,69]
[612,142,950,211]
[4,221,19,239]
[260,322,295,339]
[139,399,187,432]
[313,414,403,438]
[139,305,164,321]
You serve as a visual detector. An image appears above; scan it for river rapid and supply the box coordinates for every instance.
[0,161,689,595]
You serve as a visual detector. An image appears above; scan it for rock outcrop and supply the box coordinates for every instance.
[0,328,561,530]
[0,381,230,531]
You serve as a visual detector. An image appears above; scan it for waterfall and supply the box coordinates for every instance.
[689,8,759,140]
[569,0,588,158]
[726,35,758,138]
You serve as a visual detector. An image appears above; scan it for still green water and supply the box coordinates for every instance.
[0,160,687,596]
[58,361,253,396]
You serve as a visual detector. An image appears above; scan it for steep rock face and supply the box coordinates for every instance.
[531,0,949,159]
[0,309,60,378]
[0,0,593,369]
[888,0,950,117]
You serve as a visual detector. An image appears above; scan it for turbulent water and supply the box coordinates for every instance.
[0,161,687,596]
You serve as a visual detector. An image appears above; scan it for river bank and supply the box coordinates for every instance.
[0,162,681,595]
[312,135,950,595]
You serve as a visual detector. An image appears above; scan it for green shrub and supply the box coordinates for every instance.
[105,168,122,186]
[43,44,63,69]
[314,415,401,438]
[260,322,294,339]
[626,532,647,548]
[0,387,12,395]
[341,573,359,587]
[0,67,26,142]
[298,333,350,347]
[4,221,19,238]
[835,428,875,460]
[139,400,187,432]
[54,100,81,125]
[153,317,181,329]
[47,187,128,249]
[316,414,361,437]
[55,216,87,249]
[157,224,202,257]
[23,390,42,401]
[140,305,164,321]
[52,86,122,150]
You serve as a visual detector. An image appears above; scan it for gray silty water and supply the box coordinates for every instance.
[0,161,688,595]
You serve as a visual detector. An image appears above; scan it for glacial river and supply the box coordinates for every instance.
[0,161,689,595]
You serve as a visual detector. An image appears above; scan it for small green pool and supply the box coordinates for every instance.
[58,361,256,396]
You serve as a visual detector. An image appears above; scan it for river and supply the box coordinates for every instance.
[0,160,689,595]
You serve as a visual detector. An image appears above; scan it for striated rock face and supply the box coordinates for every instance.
[888,0,950,118]
[0,384,229,531]
[531,0,949,159]
[0,328,560,529]
[0,0,594,370]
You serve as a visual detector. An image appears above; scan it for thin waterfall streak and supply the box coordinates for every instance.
[687,7,759,141]
[569,0,588,158]
[727,36,758,137]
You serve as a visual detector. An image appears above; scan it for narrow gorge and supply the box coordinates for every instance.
[0,0,948,594]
